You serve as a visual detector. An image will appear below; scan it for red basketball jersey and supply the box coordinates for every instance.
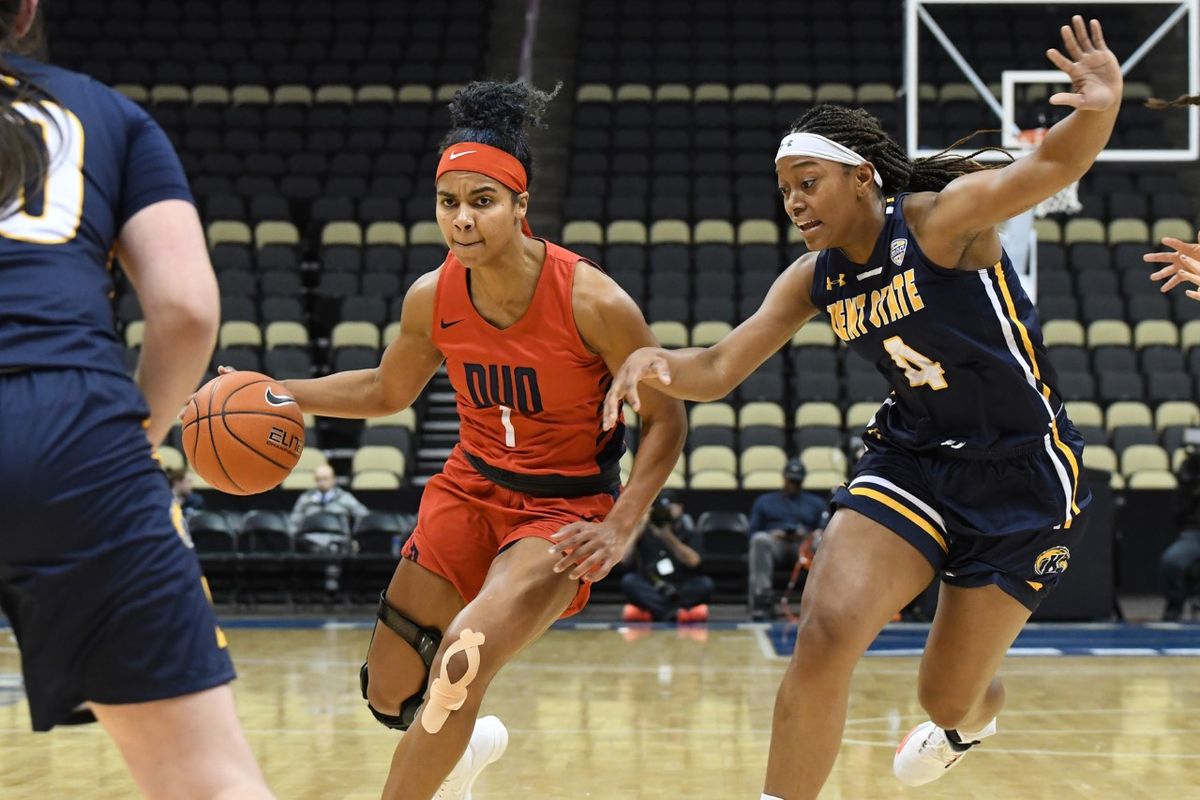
[431,240,625,490]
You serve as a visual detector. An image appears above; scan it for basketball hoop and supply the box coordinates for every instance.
[1017,127,1082,217]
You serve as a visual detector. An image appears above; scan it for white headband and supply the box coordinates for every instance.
[775,132,883,188]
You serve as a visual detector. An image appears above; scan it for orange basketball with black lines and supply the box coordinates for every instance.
[181,371,305,495]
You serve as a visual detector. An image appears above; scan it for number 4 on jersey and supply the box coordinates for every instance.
[883,336,948,391]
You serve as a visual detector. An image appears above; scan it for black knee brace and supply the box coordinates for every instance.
[360,592,443,731]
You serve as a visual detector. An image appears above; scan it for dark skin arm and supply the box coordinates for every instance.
[908,16,1122,272]
[549,262,688,582]
[601,252,819,428]
[277,270,445,416]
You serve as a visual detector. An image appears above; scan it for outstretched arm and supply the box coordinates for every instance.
[601,253,819,429]
[920,17,1121,250]
[279,271,445,418]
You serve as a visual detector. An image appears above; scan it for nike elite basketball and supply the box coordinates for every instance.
[181,371,305,495]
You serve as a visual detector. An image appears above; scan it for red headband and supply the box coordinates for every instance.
[436,142,532,237]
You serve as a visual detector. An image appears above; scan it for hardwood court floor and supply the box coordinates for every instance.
[2,625,1199,799]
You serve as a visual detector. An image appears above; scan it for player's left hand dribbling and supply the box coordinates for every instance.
[548,520,632,582]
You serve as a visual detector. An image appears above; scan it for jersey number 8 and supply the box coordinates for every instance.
[0,102,86,245]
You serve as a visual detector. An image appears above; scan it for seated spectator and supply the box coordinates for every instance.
[621,492,713,623]
[747,458,827,619]
[166,467,205,518]
[289,464,369,535]
[1161,435,1200,620]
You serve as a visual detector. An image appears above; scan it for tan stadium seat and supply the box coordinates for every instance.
[689,446,737,475]
[331,322,381,350]
[738,402,786,429]
[690,470,739,490]
[265,321,309,350]
[562,221,603,246]
[219,321,262,349]
[741,470,783,490]
[740,445,787,475]
[691,321,732,347]
[649,219,690,244]
[690,403,736,428]
[352,471,402,490]
[795,402,841,428]
[650,321,688,348]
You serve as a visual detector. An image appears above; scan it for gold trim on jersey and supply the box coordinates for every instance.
[848,486,948,552]
[991,263,1082,524]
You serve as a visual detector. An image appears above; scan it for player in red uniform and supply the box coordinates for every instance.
[270,81,686,799]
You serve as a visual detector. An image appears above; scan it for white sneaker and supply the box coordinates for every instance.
[892,719,995,787]
[434,715,509,800]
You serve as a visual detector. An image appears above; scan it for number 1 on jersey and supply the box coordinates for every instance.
[883,336,948,391]
[499,405,516,447]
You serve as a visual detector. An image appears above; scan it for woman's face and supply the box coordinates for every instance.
[435,171,528,266]
[776,156,872,251]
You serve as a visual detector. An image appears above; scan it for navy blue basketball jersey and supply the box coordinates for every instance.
[809,194,1079,468]
[0,55,192,376]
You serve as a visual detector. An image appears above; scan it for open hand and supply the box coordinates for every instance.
[1147,231,1200,300]
[1046,16,1121,113]
[548,519,634,582]
[601,347,672,431]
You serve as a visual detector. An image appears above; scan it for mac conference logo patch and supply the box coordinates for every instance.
[889,238,908,266]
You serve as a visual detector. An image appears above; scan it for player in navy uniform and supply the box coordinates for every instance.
[604,16,1120,798]
[0,1,273,797]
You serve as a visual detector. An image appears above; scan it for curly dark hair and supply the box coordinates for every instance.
[439,80,561,188]
[788,104,1011,194]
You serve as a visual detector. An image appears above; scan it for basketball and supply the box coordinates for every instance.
[181,371,305,495]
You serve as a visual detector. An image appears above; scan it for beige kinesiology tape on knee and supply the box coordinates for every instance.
[420,628,486,734]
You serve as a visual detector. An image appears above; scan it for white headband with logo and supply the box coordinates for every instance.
[775,132,883,188]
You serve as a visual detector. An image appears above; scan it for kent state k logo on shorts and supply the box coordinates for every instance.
[1034,546,1071,576]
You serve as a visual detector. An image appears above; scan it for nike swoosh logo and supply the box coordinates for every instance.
[440,319,464,329]
[448,150,477,160]
[264,387,297,407]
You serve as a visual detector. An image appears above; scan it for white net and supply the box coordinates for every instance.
[1018,128,1083,218]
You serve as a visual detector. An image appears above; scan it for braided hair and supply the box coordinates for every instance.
[788,104,1010,194]
[0,0,55,216]
[439,80,560,190]
[1146,94,1200,110]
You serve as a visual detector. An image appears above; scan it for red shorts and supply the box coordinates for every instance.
[400,449,618,617]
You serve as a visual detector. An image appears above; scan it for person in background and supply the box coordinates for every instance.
[1160,431,1200,620]
[746,458,827,618]
[620,492,713,622]
[288,464,369,534]
[166,467,205,518]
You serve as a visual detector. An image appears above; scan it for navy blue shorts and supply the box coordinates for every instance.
[832,429,1091,611]
[0,369,234,731]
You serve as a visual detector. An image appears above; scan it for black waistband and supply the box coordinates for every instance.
[462,449,621,498]
[0,366,30,375]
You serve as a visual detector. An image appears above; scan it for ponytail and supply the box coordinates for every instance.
[0,62,55,215]
[789,104,1010,194]
[1146,94,1200,110]
[0,0,55,217]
